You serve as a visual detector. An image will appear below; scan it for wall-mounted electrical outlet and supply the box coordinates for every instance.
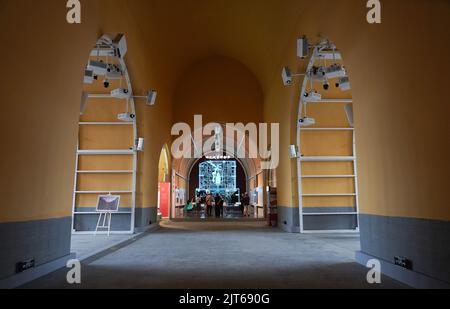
[16,258,35,273]
[394,256,413,270]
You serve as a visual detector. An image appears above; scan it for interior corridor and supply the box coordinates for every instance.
[1,0,449,291]
[23,222,406,289]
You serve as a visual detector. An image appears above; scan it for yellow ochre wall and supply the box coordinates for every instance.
[265,0,450,221]
[1,0,449,226]
[0,0,174,223]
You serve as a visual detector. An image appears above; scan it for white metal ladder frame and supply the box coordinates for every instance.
[296,45,360,234]
[71,40,137,235]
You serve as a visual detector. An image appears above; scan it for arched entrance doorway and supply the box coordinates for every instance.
[185,156,247,219]
[171,123,266,221]
[157,145,171,220]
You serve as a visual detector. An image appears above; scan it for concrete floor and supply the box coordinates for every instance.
[71,234,134,261]
[23,221,408,289]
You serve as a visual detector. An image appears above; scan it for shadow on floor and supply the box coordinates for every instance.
[21,221,409,289]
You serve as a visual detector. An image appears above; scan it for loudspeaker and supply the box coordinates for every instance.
[137,138,145,151]
[289,145,299,159]
[146,90,157,106]
[345,104,354,127]
[80,92,89,115]
[297,36,309,59]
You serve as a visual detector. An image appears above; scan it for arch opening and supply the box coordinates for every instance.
[171,123,266,221]
[157,144,171,220]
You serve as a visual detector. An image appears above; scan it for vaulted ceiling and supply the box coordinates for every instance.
[124,0,306,96]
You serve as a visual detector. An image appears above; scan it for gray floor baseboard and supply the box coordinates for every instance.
[0,253,76,289]
[356,251,450,289]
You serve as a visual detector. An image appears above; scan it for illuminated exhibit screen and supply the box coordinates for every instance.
[199,160,237,193]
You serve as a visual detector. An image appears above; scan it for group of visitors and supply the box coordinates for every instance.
[186,193,224,218]
[186,191,251,219]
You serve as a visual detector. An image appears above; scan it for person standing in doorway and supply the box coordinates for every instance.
[242,192,250,218]
[214,194,221,218]
[218,194,225,218]
[206,193,213,217]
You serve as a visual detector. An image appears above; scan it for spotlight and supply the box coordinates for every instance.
[118,113,135,122]
[324,64,346,79]
[308,66,326,81]
[299,117,316,127]
[303,90,322,102]
[103,79,110,88]
[282,67,293,86]
[336,76,351,91]
[87,60,108,76]
[106,64,122,79]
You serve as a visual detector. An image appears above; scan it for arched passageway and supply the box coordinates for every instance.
[1,0,449,290]
[171,123,265,221]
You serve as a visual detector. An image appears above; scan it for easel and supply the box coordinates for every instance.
[95,193,120,236]
[95,211,113,236]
